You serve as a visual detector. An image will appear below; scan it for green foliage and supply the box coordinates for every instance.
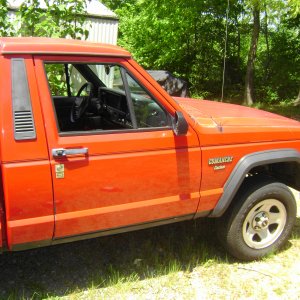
[0,0,89,38]
[44,64,68,96]
[102,0,137,11]
[17,0,88,39]
[105,0,299,104]
[288,0,300,17]
[0,0,13,36]
[1,0,299,104]
[14,0,89,97]
[113,0,234,97]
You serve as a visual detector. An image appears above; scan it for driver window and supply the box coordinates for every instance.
[44,62,169,133]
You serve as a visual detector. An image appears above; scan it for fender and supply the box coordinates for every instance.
[210,148,300,217]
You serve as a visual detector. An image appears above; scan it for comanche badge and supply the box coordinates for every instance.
[208,156,233,170]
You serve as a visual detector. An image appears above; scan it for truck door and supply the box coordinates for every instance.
[34,56,201,239]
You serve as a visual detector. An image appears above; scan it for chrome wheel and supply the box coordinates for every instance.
[242,199,287,249]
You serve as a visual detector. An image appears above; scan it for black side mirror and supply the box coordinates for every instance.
[173,111,188,136]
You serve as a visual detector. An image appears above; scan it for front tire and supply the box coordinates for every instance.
[218,181,297,261]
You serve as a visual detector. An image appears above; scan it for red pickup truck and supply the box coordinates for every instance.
[0,37,299,261]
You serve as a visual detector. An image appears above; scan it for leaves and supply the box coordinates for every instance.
[0,0,13,36]
[108,0,299,103]
[288,0,300,17]
[1,0,299,103]
[17,0,88,39]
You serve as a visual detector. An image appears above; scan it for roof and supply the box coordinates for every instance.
[0,37,131,57]
[8,0,118,18]
[86,0,118,18]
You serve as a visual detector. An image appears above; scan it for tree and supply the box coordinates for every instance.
[15,0,89,96]
[244,1,260,105]
[288,0,300,106]
[0,0,13,36]
[294,89,300,106]
[112,0,234,97]
[104,0,299,104]
[17,0,88,39]
[288,0,300,16]
[101,0,137,11]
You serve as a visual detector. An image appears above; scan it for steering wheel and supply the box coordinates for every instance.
[70,82,94,123]
[76,82,93,98]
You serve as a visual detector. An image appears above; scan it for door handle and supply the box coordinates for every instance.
[52,147,88,158]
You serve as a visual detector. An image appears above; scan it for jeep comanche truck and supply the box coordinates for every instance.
[0,37,299,261]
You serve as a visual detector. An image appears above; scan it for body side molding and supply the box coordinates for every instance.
[11,214,194,251]
[209,148,300,217]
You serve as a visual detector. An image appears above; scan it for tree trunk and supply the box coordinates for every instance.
[244,6,260,106]
[293,88,300,106]
[263,3,270,82]
[236,18,241,73]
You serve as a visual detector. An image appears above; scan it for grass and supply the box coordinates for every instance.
[253,101,300,121]
[1,102,300,299]
[0,202,299,299]
[0,218,224,299]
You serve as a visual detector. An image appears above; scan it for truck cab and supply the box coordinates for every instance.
[0,37,201,251]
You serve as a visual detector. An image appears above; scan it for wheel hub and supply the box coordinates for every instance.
[243,198,287,249]
[252,212,269,230]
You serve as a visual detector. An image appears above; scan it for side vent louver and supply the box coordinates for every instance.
[14,111,35,133]
[12,59,36,140]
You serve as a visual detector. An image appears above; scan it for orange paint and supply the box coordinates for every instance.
[0,37,299,251]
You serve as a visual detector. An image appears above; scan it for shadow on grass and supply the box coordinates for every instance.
[1,216,299,299]
[292,216,300,239]
[0,218,228,299]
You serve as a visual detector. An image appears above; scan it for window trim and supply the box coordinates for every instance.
[59,126,173,137]
[120,67,138,129]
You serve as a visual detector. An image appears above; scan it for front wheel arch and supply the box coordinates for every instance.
[210,149,300,217]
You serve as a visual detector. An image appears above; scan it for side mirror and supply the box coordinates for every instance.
[173,111,188,136]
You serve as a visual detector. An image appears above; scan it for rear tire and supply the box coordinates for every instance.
[218,181,297,261]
